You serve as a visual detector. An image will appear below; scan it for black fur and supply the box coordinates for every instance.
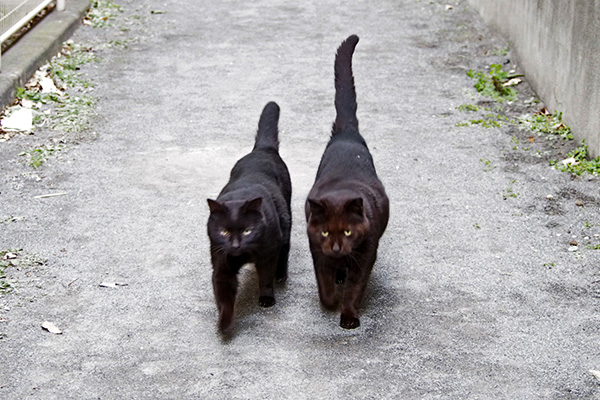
[207,102,292,334]
[305,35,389,329]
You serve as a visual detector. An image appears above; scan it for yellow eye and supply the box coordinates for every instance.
[220,230,230,237]
[242,229,252,236]
[321,231,329,237]
[344,230,352,237]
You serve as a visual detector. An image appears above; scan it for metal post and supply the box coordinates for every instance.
[57,0,66,11]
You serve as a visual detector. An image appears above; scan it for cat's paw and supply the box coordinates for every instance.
[335,270,346,284]
[319,296,338,310]
[340,314,360,329]
[258,296,276,307]
[218,314,234,335]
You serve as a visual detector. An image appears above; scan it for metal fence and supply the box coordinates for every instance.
[0,0,66,69]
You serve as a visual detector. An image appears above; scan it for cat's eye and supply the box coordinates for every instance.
[321,231,329,237]
[220,230,230,237]
[344,230,352,237]
[242,229,252,236]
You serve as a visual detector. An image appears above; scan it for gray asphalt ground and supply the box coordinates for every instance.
[1,1,599,399]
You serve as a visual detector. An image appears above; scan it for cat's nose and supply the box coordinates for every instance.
[232,238,240,248]
[332,243,341,253]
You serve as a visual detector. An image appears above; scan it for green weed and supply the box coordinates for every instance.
[0,249,46,295]
[0,249,20,294]
[491,44,510,56]
[551,142,600,176]
[503,187,519,199]
[457,104,479,112]
[15,87,61,104]
[502,179,519,199]
[456,113,512,129]
[467,64,519,102]
[480,159,495,172]
[518,109,573,140]
[85,0,124,28]
[19,145,63,168]
[49,42,97,89]
[52,95,96,133]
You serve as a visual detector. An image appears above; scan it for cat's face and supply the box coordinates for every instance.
[306,197,370,258]
[207,198,264,257]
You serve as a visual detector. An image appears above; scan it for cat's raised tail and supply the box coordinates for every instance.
[333,34,359,136]
[253,101,280,151]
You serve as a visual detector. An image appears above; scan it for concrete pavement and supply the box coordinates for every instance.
[1,0,599,398]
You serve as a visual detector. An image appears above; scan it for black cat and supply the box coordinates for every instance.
[207,102,292,334]
[305,35,389,329]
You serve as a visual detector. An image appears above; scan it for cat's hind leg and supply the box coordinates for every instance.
[275,242,290,283]
[276,212,291,283]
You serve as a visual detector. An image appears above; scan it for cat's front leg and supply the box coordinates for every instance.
[255,255,278,307]
[335,268,346,284]
[212,268,239,334]
[339,252,376,329]
[312,252,338,309]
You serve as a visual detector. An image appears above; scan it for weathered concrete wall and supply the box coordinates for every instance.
[467,0,600,158]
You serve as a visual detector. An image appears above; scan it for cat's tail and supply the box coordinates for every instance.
[332,34,359,136]
[253,101,280,151]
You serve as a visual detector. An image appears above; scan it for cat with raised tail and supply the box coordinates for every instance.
[207,102,292,335]
[305,35,389,329]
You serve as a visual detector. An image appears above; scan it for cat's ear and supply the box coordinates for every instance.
[243,197,262,212]
[344,197,364,217]
[308,198,327,217]
[207,199,224,214]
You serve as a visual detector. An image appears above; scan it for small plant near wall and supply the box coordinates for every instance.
[467,64,521,103]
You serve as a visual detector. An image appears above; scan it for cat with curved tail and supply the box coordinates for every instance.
[207,102,292,335]
[305,35,389,329]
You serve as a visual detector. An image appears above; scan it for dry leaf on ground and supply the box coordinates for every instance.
[41,321,62,334]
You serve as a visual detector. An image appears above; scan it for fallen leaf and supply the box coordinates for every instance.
[554,123,567,130]
[21,99,35,108]
[503,77,522,87]
[1,107,33,132]
[528,136,535,143]
[39,77,60,93]
[33,192,68,199]
[561,157,579,166]
[99,281,128,288]
[536,107,550,116]
[445,5,453,10]
[41,321,62,334]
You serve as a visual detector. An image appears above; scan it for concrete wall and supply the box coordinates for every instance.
[466,0,600,158]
